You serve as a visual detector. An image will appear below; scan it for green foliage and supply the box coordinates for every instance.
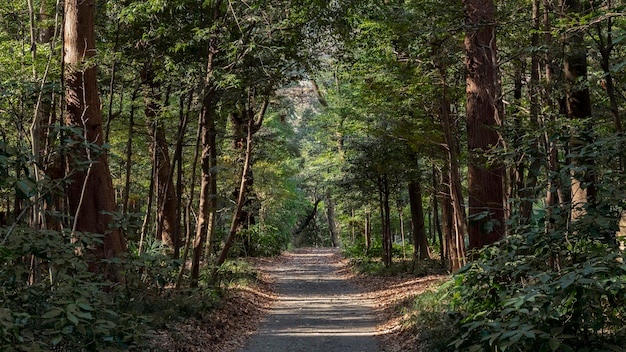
[0,228,150,351]
[408,282,458,352]
[238,224,288,257]
[450,236,626,352]
[213,259,258,287]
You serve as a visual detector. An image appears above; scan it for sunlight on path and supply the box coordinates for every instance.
[240,248,380,352]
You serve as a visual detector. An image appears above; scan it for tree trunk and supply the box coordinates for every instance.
[122,86,140,214]
[438,69,466,271]
[408,181,430,260]
[325,190,339,247]
[378,175,392,267]
[440,170,454,269]
[594,0,621,134]
[141,66,179,251]
[171,92,192,258]
[190,47,217,286]
[214,118,255,271]
[464,0,506,249]
[561,0,596,221]
[541,0,565,236]
[364,209,371,253]
[63,0,126,264]
[292,198,321,238]
[518,0,544,224]
[179,90,204,289]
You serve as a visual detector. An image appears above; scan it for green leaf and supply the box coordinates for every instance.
[548,338,560,352]
[41,308,63,319]
[66,312,79,326]
[15,179,36,199]
[51,335,63,346]
[76,302,93,311]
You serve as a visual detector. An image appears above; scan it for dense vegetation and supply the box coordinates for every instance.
[1,0,626,350]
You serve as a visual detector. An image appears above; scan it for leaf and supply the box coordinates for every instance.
[51,335,63,346]
[548,338,560,351]
[15,179,36,199]
[77,302,94,311]
[42,308,63,319]
[66,312,79,326]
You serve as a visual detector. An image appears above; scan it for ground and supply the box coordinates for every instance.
[148,248,447,352]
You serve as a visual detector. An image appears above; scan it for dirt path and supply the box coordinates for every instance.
[240,248,380,352]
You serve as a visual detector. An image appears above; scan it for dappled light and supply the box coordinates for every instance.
[1,0,625,350]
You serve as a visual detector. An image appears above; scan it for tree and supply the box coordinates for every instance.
[463,0,506,250]
[561,0,596,221]
[408,180,430,260]
[63,0,126,264]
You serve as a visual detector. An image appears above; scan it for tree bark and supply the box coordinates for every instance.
[364,209,371,253]
[464,0,506,249]
[561,0,596,221]
[63,0,126,263]
[122,86,140,214]
[325,190,339,247]
[190,47,217,286]
[378,174,392,267]
[437,67,466,271]
[292,198,321,238]
[141,65,179,252]
[214,117,255,271]
[408,181,430,260]
[518,0,544,225]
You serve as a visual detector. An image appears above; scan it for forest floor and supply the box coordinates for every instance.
[149,248,447,352]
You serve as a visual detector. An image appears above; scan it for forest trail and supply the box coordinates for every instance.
[240,248,380,352]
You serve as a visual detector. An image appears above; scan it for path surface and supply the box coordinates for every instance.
[240,248,380,352]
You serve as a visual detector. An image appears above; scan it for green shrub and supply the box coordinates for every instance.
[450,232,626,352]
[0,227,150,351]
[409,282,458,352]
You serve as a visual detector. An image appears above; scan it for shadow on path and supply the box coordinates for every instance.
[240,248,380,352]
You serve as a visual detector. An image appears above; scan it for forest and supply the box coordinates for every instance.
[1,0,626,351]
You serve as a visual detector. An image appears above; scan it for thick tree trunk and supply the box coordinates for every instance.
[464,0,506,250]
[63,0,126,263]
[408,181,430,260]
[229,101,266,254]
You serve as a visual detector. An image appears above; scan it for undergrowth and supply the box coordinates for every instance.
[0,225,260,351]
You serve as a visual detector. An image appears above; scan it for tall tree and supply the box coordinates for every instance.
[141,64,179,254]
[408,180,430,260]
[561,0,595,221]
[463,0,506,250]
[63,0,126,262]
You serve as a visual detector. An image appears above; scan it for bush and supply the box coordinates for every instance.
[450,231,626,352]
[0,227,150,351]
[409,283,458,352]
